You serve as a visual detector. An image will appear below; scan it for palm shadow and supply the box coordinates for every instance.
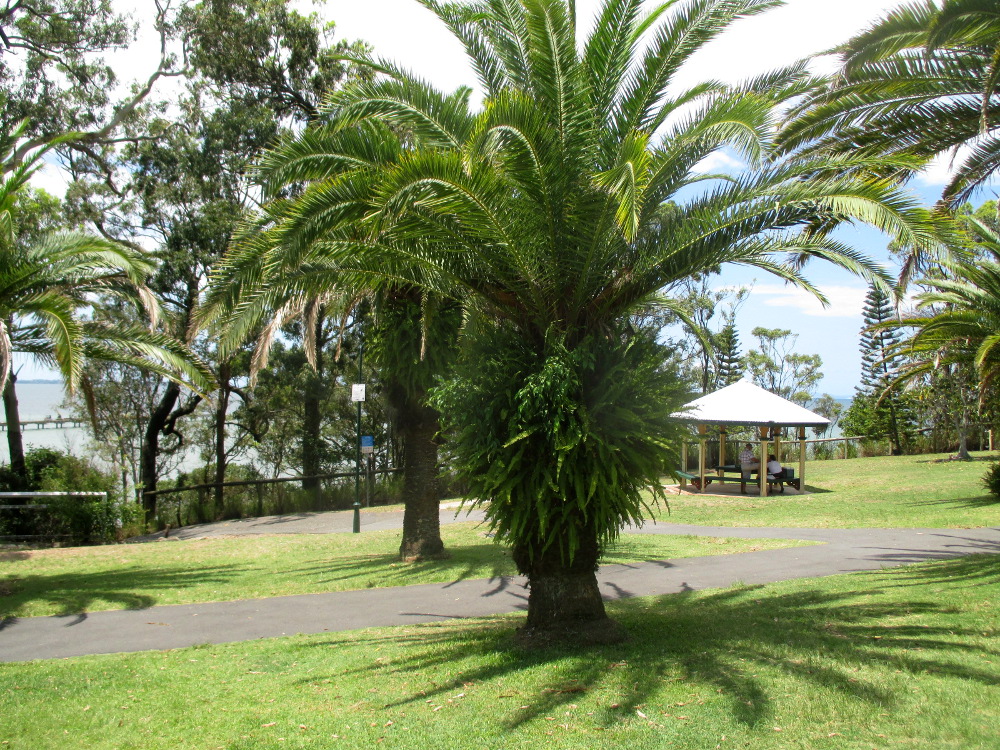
[286,544,516,590]
[297,555,1000,731]
[0,565,241,617]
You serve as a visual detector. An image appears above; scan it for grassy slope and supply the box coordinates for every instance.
[1,555,997,749]
[0,522,806,618]
[659,452,1000,528]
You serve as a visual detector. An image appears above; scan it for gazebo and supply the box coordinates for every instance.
[670,380,830,496]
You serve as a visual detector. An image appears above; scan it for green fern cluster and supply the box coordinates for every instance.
[432,325,689,572]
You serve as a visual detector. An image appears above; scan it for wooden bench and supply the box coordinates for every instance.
[766,473,800,493]
[678,469,800,494]
[676,471,749,492]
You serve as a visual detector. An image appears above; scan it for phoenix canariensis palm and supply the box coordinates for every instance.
[1,126,213,486]
[874,252,1000,458]
[203,212,462,560]
[780,0,1000,210]
[885,209,1000,397]
[252,0,943,639]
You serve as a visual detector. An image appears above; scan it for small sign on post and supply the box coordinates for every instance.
[351,384,366,402]
[361,435,374,454]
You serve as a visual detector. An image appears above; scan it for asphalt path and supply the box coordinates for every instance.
[2,507,998,663]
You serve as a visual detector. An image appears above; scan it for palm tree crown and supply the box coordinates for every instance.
[0,126,211,396]
[780,0,1000,206]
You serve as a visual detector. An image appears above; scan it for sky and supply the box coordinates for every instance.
[23,0,991,396]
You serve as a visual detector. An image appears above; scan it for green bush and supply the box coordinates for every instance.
[0,448,130,544]
[981,462,1000,499]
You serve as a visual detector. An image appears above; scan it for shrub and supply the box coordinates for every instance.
[981,462,1000,499]
[0,448,129,544]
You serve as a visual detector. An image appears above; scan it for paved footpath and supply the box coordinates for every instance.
[1,507,998,663]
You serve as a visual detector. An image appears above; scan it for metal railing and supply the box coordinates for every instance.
[0,491,108,542]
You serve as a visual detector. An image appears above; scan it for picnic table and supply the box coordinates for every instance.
[679,464,800,494]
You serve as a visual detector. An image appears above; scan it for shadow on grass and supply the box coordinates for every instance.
[285,545,516,590]
[0,565,240,617]
[877,552,1000,588]
[906,492,1000,509]
[916,456,994,464]
[298,555,1000,732]
[285,541,669,590]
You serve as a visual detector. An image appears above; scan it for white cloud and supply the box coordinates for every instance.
[748,284,867,318]
[692,150,746,175]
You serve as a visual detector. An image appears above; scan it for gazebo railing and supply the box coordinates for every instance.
[680,435,879,472]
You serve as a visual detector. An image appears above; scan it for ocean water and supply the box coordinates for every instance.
[0,382,90,463]
[1,382,854,468]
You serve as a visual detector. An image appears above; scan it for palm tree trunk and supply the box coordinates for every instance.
[398,406,444,560]
[513,527,619,642]
[2,371,26,489]
[301,369,323,492]
[302,313,326,494]
[956,409,971,460]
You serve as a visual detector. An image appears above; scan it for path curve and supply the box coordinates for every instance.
[2,508,998,663]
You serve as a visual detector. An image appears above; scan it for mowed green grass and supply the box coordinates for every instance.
[659,451,1000,528]
[2,554,997,750]
[0,522,807,618]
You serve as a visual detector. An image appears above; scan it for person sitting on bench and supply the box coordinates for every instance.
[739,443,759,480]
[766,454,790,492]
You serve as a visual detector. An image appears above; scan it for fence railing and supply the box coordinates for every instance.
[0,491,108,542]
[143,468,405,529]
[681,429,997,471]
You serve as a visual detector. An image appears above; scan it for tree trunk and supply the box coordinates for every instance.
[301,313,326,494]
[398,407,444,560]
[214,363,230,519]
[956,410,971,460]
[887,398,902,456]
[2,371,26,489]
[140,381,181,524]
[512,528,621,644]
[301,369,322,492]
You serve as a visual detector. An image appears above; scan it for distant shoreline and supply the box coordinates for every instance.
[17,379,63,385]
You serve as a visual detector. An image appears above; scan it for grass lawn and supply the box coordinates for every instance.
[659,451,1000,528]
[0,522,807,618]
[1,554,997,749]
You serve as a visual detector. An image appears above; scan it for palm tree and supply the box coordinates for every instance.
[876,255,1000,459]
[202,213,461,560]
[780,0,1000,208]
[253,0,940,639]
[1,129,212,488]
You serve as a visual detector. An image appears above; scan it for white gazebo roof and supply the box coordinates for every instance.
[671,380,830,428]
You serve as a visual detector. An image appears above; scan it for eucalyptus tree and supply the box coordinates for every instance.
[780,0,1000,208]
[0,0,183,180]
[744,327,823,405]
[62,0,370,519]
[255,0,941,639]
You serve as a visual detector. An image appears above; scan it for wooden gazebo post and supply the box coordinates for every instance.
[718,427,727,473]
[758,425,770,497]
[698,423,708,489]
[681,440,689,490]
[798,426,807,489]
